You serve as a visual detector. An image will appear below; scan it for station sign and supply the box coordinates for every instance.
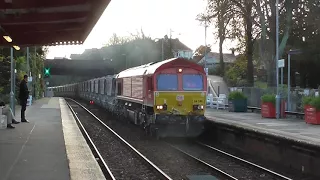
[278,59,285,68]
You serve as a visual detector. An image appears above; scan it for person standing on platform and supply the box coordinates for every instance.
[0,99,20,129]
[19,75,29,123]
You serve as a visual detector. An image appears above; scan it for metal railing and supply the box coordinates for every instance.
[206,96,305,118]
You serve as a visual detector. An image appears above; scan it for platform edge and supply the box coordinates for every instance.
[59,97,106,180]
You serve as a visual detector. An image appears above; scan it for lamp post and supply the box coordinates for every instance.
[10,47,19,116]
[275,0,280,119]
[287,49,302,111]
[204,17,208,75]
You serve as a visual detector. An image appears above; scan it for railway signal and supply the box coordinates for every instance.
[44,68,51,78]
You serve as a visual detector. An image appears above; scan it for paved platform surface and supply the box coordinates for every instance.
[205,109,320,147]
[0,97,105,180]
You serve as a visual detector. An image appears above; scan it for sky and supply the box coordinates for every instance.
[46,0,235,59]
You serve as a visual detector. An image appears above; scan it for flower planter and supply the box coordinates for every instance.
[228,99,247,112]
[261,101,286,118]
[305,106,320,125]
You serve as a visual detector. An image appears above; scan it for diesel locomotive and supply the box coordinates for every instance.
[52,57,207,138]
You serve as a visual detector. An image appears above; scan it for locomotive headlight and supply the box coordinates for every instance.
[157,105,163,110]
[193,105,204,111]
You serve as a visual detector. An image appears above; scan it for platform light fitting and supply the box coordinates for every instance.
[13,45,20,50]
[3,35,12,42]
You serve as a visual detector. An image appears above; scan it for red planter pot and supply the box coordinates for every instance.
[305,106,320,125]
[261,101,286,118]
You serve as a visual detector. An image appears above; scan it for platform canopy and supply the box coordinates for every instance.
[0,0,111,47]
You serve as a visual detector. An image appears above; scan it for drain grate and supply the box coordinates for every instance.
[186,175,218,180]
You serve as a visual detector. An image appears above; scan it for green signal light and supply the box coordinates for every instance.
[44,68,50,76]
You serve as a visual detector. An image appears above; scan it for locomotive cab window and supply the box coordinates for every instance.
[182,74,203,91]
[157,74,178,91]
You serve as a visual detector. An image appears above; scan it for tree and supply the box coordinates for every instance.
[204,0,234,76]
[254,0,295,86]
[229,0,255,87]
[105,33,131,46]
[225,54,248,86]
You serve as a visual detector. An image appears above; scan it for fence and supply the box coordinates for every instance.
[228,87,319,113]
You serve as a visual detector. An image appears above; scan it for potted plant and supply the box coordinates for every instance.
[302,96,313,111]
[261,94,286,118]
[305,96,320,124]
[228,91,247,112]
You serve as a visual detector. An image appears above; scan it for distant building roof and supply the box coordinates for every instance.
[197,52,237,64]
[155,38,192,52]
[171,38,192,51]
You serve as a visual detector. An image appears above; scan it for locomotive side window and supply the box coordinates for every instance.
[182,74,203,91]
[147,77,153,91]
[111,79,116,96]
[104,79,107,94]
[93,81,96,93]
[157,74,178,91]
[117,82,122,95]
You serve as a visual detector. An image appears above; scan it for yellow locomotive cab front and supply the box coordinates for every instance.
[154,91,206,115]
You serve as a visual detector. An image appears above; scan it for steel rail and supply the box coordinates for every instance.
[66,98,173,180]
[197,142,293,180]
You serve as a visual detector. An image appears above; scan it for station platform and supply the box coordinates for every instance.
[0,97,105,180]
[205,109,320,147]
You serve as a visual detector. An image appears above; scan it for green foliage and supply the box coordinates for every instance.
[228,91,247,100]
[0,47,45,102]
[225,54,247,86]
[302,96,313,106]
[254,81,267,89]
[261,94,276,105]
[310,97,320,111]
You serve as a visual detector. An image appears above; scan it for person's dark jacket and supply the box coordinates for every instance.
[19,80,29,101]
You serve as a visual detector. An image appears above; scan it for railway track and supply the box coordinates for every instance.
[166,140,293,180]
[65,98,172,180]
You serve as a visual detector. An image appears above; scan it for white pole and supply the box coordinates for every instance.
[204,17,208,74]
[275,0,280,119]
[10,48,15,115]
[287,54,291,111]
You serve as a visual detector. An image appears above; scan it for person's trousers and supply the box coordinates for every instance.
[20,99,27,121]
[2,107,13,124]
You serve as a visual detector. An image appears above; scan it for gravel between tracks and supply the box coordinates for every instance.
[67,100,162,180]
[171,142,285,180]
[75,99,228,180]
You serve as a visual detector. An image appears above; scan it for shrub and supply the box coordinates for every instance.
[302,96,313,107]
[228,91,247,100]
[261,94,276,105]
[310,97,320,111]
